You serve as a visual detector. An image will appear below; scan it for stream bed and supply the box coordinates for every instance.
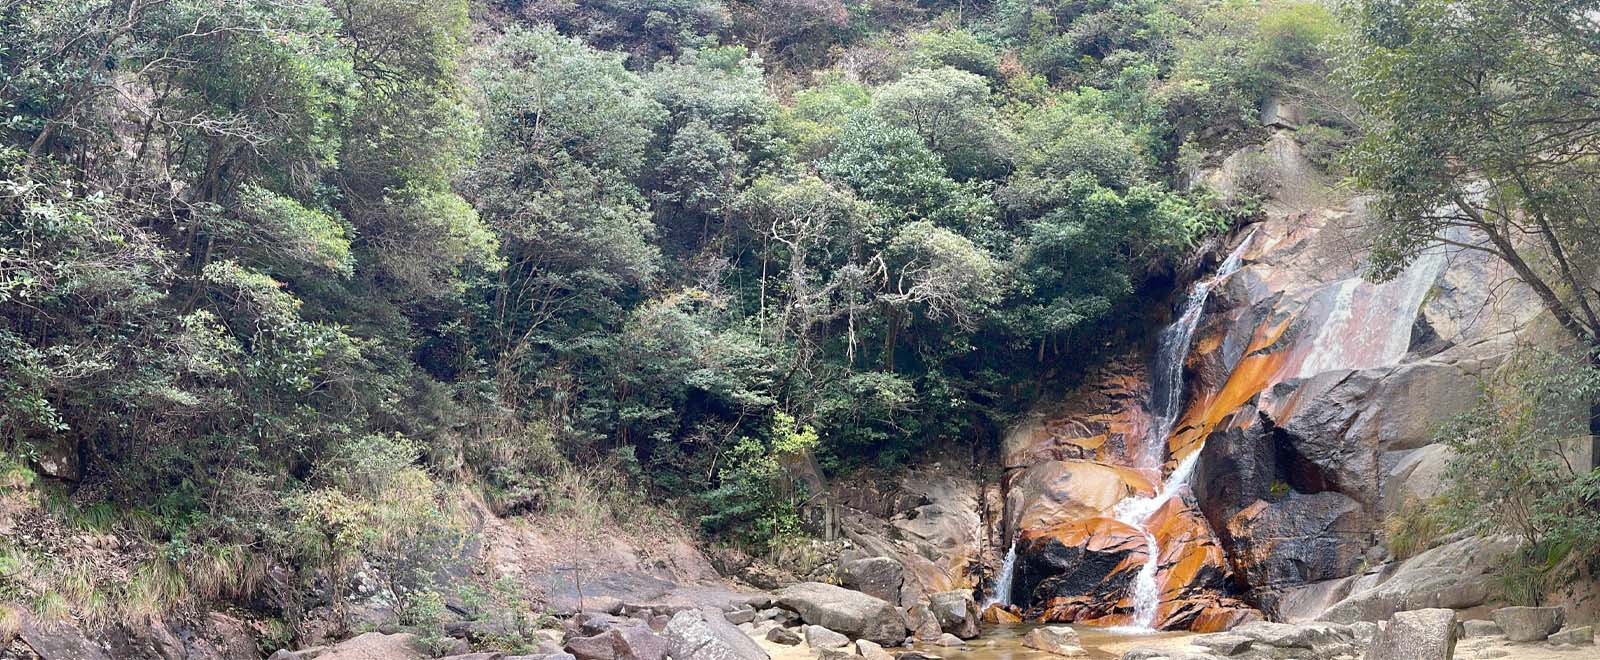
[903,623,1194,660]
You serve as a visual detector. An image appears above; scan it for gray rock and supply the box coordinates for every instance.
[18,612,115,660]
[613,625,669,660]
[856,639,894,660]
[926,591,980,640]
[804,625,850,650]
[934,633,964,647]
[566,627,671,660]
[661,610,768,660]
[1189,634,1252,655]
[777,582,906,646]
[1021,626,1086,657]
[577,613,630,636]
[1319,536,1516,623]
[565,632,616,660]
[894,653,944,660]
[1491,606,1565,642]
[725,607,757,625]
[1231,621,1316,648]
[765,627,801,646]
[1548,625,1594,645]
[1121,649,1171,660]
[439,654,506,660]
[904,604,942,642]
[1459,619,1501,638]
[839,557,906,605]
[1364,608,1455,660]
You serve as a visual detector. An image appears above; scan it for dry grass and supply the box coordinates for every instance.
[1383,496,1449,560]
[0,603,20,645]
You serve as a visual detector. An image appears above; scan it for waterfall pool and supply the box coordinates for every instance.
[902,623,1194,659]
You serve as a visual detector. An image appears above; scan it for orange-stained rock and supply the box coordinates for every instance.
[1003,355,1155,469]
[981,603,1024,624]
[1011,491,1252,631]
[1004,461,1153,536]
[994,136,1541,632]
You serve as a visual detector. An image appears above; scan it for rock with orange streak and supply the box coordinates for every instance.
[981,603,1023,624]
[1159,595,1264,632]
[1004,460,1153,535]
[1002,355,1155,469]
[1221,493,1370,612]
[1014,516,1146,613]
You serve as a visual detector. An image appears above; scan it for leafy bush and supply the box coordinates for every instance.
[1436,347,1600,599]
[697,413,820,549]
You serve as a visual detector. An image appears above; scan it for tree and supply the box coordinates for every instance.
[1341,0,1600,350]
[873,67,1014,181]
[1340,0,1600,460]
[465,26,666,401]
[881,221,1001,332]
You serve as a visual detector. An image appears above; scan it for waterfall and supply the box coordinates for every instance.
[1112,229,1257,631]
[985,536,1019,608]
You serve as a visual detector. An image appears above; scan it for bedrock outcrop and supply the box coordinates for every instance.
[995,130,1548,630]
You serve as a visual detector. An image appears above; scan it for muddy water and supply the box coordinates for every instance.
[904,624,1193,660]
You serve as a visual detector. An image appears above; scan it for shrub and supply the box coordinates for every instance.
[697,412,819,549]
[1436,347,1600,596]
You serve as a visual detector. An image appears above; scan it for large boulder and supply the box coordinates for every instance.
[776,582,905,645]
[1364,608,1456,660]
[564,624,668,660]
[926,590,981,639]
[1491,606,1565,642]
[1315,535,1516,623]
[839,557,905,605]
[1005,461,1152,534]
[1015,517,1143,611]
[660,610,768,660]
[1221,492,1371,604]
[905,604,942,642]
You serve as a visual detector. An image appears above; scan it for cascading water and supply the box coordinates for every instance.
[985,536,1019,608]
[1111,229,1257,631]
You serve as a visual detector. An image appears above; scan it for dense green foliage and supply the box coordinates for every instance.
[1340,0,1600,347]
[1,0,1332,633]
[1434,348,1600,604]
[1344,0,1600,597]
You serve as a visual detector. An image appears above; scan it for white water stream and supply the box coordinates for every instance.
[1109,229,1257,631]
[986,230,1257,623]
[985,536,1019,608]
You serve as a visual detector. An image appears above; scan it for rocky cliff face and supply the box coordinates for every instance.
[996,129,1551,631]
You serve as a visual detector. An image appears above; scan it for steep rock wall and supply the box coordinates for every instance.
[998,129,1547,630]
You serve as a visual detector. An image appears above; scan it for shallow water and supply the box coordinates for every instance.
[905,623,1192,660]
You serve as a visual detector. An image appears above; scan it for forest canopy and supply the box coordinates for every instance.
[0,0,1340,628]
